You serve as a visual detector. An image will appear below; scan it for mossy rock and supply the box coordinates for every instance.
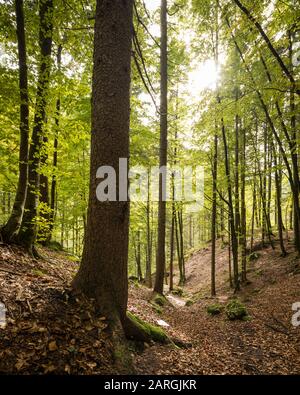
[225,299,248,320]
[206,303,223,316]
[126,311,169,344]
[152,293,167,307]
[185,299,194,307]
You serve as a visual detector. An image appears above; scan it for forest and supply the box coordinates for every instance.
[0,0,300,378]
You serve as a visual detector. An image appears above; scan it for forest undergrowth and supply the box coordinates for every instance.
[1,237,299,375]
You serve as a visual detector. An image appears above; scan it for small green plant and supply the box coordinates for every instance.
[206,303,223,316]
[152,293,167,307]
[225,299,248,320]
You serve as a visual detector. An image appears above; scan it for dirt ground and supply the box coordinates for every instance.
[0,239,300,375]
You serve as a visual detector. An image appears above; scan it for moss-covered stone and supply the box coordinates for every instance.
[225,299,248,320]
[152,293,167,307]
[206,303,223,315]
[126,311,169,344]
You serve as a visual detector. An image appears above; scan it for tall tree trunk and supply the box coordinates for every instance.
[240,123,247,282]
[18,0,54,254]
[178,207,185,284]
[136,231,143,282]
[250,167,257,253]
[72,0,134,332]
[221,114,239,291]
[211,0,219,297]
[273,142,287,256]
[154,0,168,295]
[228,217,233,288]
[211,130,218,296]
[1,0,29,242]
[234,102,240,248]
[169,201,175,292]
[289,30,300,254]
[47,44,62,244]
[38,134,50,244]
[145,174,152,288]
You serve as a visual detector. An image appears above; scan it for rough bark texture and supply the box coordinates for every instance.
[72,0,133,327]
[1,0,29,242]
[154,0,168,295]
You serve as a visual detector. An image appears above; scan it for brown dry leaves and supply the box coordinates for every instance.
[0,245,114,374]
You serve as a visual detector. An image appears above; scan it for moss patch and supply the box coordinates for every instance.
[126,311,169,344]
[206,303,223,316]
[225,299,248,320]
[152,293,167,307]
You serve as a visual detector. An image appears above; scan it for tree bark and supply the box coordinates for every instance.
[47,44,62,244]
[72,0,133,329]
[18,0,54,253]
[221,116,239,291]
[1,0,29,242]
[154,0,168,295]
[211,130,218,296]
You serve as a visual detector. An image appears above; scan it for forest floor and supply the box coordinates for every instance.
[0,238,300,374]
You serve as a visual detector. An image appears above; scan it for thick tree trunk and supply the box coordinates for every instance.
[18,0,54,253]
[72,0,133,328]
[154,0,168,295]
[1,0,29,242]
